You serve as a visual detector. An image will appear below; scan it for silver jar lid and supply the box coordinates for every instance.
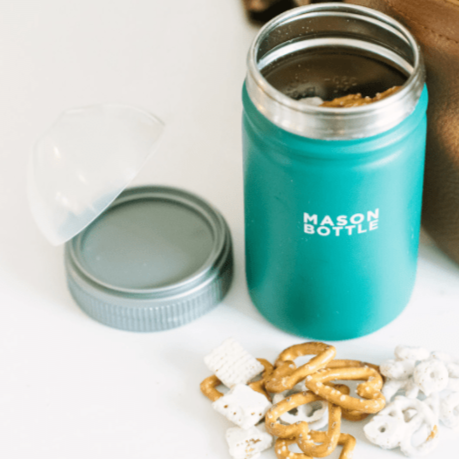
[28,104,234,331]
[65,186,233,331]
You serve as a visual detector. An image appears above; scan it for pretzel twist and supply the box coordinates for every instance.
[341,409,369,422]
[266,387,346,457]
[248,358,274,400]
[313,432,356,459]
[200,375,223,402]
[326,359,380,373]
[265,391,315,438]
[266,343,336,393]
[275,343,337,367]
[305,366,385,414]
[274,438,312,459]
[297,401,342,457]
[330,383,369,422]
[325,361,381,422]
[275,433,356,459]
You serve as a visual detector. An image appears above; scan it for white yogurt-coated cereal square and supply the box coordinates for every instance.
[213,384,272,430]
[226,425,273,459]
[204,338,264,388]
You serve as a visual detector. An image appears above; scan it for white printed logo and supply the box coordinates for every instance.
[303,209,379,236]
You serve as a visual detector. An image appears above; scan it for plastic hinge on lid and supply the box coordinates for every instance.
[28,104,164,246]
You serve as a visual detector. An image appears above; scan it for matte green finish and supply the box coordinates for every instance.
[242,85,428,340]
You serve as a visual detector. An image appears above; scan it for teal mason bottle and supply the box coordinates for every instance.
[242,4,427,340]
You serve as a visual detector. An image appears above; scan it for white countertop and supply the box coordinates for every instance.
[0,1,458,458]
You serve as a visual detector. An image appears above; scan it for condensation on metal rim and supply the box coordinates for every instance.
[65,186,234,332]
[246,3,426,139]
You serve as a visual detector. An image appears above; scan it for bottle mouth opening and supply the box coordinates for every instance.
[246,4,425,139]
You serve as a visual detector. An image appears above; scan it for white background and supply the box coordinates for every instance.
[0,1,458,458]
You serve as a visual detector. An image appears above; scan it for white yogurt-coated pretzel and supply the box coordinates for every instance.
[380,359,415,380]
[400,420,439,456]
[272,385,328,429]
[413,358,449,396]
[431,351,453,363]
[440,392,459,428]
[394,345,430,362]
[446,362,459,392]
[430,351,459,391]
[424,393,440,420]
[365,396,439,456]
[376,396,439,457]
[382,378,420,401]
[364,414,407,449]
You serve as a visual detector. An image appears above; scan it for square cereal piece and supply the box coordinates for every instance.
[213,384,272,430]
[204,338,264,388]
[226,424,273,459]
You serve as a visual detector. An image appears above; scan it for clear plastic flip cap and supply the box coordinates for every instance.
[28,104,164,245]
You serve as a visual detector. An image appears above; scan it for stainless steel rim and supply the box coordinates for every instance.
[246,4,425,140]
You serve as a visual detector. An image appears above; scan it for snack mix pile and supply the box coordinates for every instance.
[299,86,401,108]
[200,339,459,458]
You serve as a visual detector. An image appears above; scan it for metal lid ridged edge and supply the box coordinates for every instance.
[64,186,234,332]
